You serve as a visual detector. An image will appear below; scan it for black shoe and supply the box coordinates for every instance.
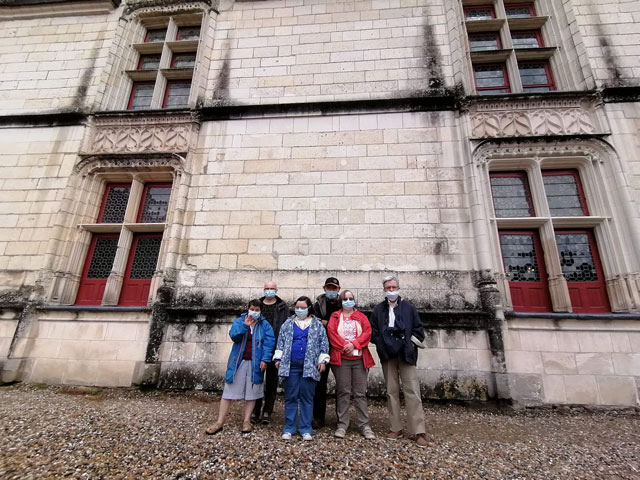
[260,413,271,425]
[250,414,259,425]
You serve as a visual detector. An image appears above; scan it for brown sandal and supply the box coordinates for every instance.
[205,422,223,435]
[241,421,252,433]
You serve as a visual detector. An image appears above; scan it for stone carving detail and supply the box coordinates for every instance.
[74,154,184,175]
[84,113,199,155]
[470,97,601,138]
[473,139,610,165]
[125,0,212,15]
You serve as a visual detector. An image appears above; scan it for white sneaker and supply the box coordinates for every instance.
[281,432,292,440]
[362,426,375,440]
[334,428,346,438]
[302,433,313,441]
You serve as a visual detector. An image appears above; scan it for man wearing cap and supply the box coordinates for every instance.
[311,276,341,429]
[251,281,290,425]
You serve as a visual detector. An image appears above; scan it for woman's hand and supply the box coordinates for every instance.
[343,343,355,355]
[244,317,256,327]
[275,361,281,369]
[318,363,326,373]
[260,361,267,372]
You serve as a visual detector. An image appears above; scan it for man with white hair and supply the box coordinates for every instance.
[369,275,431,447]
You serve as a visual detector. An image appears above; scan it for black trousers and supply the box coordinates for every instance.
[312,366,330,424]
[253,361,278,417]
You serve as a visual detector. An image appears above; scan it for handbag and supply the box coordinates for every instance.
[382,325,405,357]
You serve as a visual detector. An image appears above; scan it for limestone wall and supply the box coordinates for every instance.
[0,126,84,288]
[505,318,640,406]
[0,310,19,366]
[20,309,150,387]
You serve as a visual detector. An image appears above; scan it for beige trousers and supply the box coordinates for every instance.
[381,357,426,435]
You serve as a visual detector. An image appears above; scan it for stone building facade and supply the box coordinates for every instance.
[0,0,638,406]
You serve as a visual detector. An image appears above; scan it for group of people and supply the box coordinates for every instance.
[204,275,432,448]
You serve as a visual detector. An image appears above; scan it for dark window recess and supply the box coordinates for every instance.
[98,184,131,223]
[511,30,544,49]
[464,6,496,20]
[519,61,555,92]
[171,53,197,69]
[138,184,171,223]
[469,33,502,52]
[86,237,119,278]
[128,82,155,110]
[474,64,510,94]
[145,28,167,43]
[542,170,589,216]
[490,172,535,217]
[505,4,536,18]
[137,54,161,70]
[177,26,200,40]
[163,81,191,108]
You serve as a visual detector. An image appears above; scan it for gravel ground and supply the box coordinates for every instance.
[0,384,638,480]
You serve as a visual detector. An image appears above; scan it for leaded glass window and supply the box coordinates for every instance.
[99,185,131,223]
[542,171,587,216]
[500,234,541,281]
[505,4,536,18]
[130,237,162,279]
[86,237,118,278]
[128,83,154,110]
[490,173,534,217]
[511,31,543,49]
[465,7,495,21]
[139,185,171,223]
[171,53,196,69]
[145,28,167,43]
[556,233,598,282]
[138,54,161,70]
[474,64,510,95]
[163,81,191,108]
[177,26,200,41]
[519,62,554,92]
[469,33,501,52]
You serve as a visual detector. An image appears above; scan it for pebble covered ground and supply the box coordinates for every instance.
[0,384,638,480]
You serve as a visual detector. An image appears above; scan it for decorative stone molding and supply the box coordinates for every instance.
[0,0,119,19]
[82,112,200,156]
[73,153,184,175]
[469,97,603,139]
[473,138,607,165]
[124,0,213,15]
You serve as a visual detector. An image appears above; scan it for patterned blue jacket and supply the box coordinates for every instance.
[225,313,275,385]
[274,315,329,382]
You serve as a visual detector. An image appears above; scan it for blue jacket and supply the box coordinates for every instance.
[225,313,276,385]
[370,297,425,365]
[275,315,329,382]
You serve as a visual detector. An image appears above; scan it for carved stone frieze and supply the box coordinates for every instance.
[473,138,612,165]
[470,97,604,139]
[83,112,199,155]
[124,0,212,15]
[73,154,184,175]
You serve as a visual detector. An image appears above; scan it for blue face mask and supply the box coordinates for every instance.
[342,299,355,309]
[294,308,309,318]
[264,289,276,299]
[325,290,339,300]
[248,310,260,319]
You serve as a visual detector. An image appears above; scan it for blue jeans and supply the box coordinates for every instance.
[283,358,317,435]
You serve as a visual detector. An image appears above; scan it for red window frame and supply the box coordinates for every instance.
[170,53,197,69]
[519,61,555,91]
[490,171,536,217]
[474,63,511,94]
[144,28,167,43]
[511,30,544,49]
[464,5,496,20]
[468,32,503,52]
[127,81,155,110]
[176,26,200,41]
[499,230,553,313]
[505,3,537,18]
[137,54,161,70]
[542,169,589,216]
[97,183,131,223]
[118,233,163,306]
[555,230,610,313]
[75,234,119,306]
[136,182,173,223]
[162,80,191,108]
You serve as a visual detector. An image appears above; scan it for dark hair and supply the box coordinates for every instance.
[248,299,261,309]
[294,296,312,309]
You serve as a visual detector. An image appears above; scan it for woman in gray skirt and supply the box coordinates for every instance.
[205,299,275,434]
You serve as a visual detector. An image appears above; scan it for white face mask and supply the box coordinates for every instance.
[385,290,400,302]
[248,310,261,319]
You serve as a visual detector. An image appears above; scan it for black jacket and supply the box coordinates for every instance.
[370,297,425,365]
[313,294,341,322]
[259,295,289,340]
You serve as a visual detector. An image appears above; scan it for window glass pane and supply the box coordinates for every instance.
[505,5,534,18]
[500,234,541,281]
[129,83,154,110]
[519,63,552,89]
[511,31,542,49]
[475,65,507,88]
[146,28,167,43]
[130,237,162,279]
[138,54,161,70]
[99,185,130,223]
[556,233,599,281]
[465,7,495,20]
[171,53,196,69]
[469,33,500,52]
[140,186,171,223]
[87,237,118,279]
[164,82,191,107]
[490,174,534,217]
[543,174,586,216]
[177,26,200,40]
